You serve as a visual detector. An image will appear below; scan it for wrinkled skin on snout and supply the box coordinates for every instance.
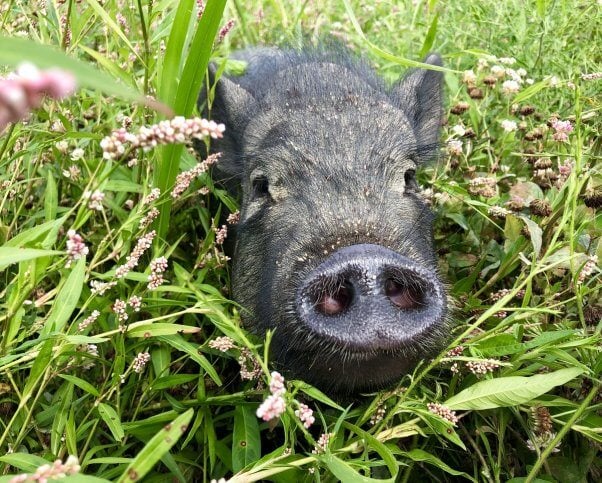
[199,47,449,395]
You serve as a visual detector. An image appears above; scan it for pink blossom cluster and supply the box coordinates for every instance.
[171,153,220,199]
[577,255,598,284]
[295,403,315,428]
[488,206,511,219]
[114,230,156,278]
[139,207,159,229]
[100,117,225,160]
[0,63,76,131]
[112,298,128,323]
[369,404,386,426]
[208,336,236,352]
[238,348,261,380]
[312,433,332,454]
[466,359,500,375]
[144,188,161,205]
[427,402,459,425]
[128,295,142,312]
[218,19,235,43]
[90,280,117,295]
[196,0,205,19]
[65,229,89,267]
[9,455,80,483]
[84,189,105,211]
[227,210,240,224]
[148,256,168,290]
[214,225,228,245]
[256,371,287,422]
[551,119,573,142]
[446,345,465,357]
[132,352,151,373]
[78,310,100,332]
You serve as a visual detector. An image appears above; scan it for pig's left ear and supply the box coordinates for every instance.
[390,54,444,162]
[198,64,257,178]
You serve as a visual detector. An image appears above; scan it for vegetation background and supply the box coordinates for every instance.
[0,0,600,482]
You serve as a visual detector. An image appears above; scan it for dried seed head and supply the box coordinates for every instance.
[468,87,484,99]
[450,101,470,115]
[529,199,552,216]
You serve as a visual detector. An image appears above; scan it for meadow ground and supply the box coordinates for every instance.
[0,0,600,482]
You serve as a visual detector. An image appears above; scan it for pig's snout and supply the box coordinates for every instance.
[296,244,446,350]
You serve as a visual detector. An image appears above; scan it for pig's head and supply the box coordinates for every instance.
[202,49,449,394]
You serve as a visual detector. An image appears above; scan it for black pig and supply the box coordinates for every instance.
[200,46,449,394]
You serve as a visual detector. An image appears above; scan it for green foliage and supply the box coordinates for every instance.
[0,0,600,482]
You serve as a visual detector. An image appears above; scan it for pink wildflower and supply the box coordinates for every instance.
[0,63,76,131]
[147,257,168,290]
[114,230,156,278]
[112,298,128,322]
[78,310,100,332]
[295,403,315,428]
[551,119,573,142]
[577,255,598,284]
[218,19,235,43]
[312,433,332,454]
[65,229,88,267]
[269,371,285,396]
[427,402,459,424]
[256,394,286,421]
[132,352,150,373]
[100,117,225,160]
[214,225,228,245]
[9,455,80,483]
[128,295,142,312]
[171,153,221,199]
[501,79,520,95]
[466,359,501,375]
[208,336,236,352]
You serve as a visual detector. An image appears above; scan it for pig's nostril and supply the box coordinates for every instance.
[384,278,425,310]
[314,281,353,316]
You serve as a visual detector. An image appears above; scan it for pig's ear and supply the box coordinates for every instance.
[391,54,444,162]
[198,64,257,177]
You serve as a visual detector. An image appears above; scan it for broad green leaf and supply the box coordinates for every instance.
[0,247,61,271]
[232,405,261,472]
[58,374,100,397]
[445,367,584,410]
[320,452,395,483]
[21,339,54,407]
[3,218,66,247]
[400,449,475,481]
[97,403,125,442]
[42,257,86,335]
[157,334,221,386]
[475,330,575,357]
[292,381,344,411]
[51,382,74,455]
[0,453,51,472]
[118,409,194,483]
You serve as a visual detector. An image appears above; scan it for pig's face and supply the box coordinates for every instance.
[204,50,449,394]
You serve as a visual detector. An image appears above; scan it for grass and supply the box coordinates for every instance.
[0,0,600,481]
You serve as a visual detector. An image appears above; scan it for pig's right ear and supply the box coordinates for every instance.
[198,64,257,177]
[390,54,444,162]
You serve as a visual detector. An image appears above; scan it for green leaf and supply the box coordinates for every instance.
[117,409,194,483]
[445,367,584,410]
[475,330,576,357]
[0,453,51,472]
[3,216,67,249]
[0,247,61,271]
[42,257,86,335]
[291,381,344,411]
[155,0,227,239]
[58,374,100,397]
[0,37,145,104]
[51,381,74,455]
[97,403,125,442]
[320,452,395,483]
[126,322,202,338]
[419,12,439,59]
[401,449,475,480]
[44,171,58,222]
[157,334,221,386]
[232,405,261,472]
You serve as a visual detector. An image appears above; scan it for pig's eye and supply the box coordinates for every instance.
[404,169,418,192]
[251,174,271,200]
